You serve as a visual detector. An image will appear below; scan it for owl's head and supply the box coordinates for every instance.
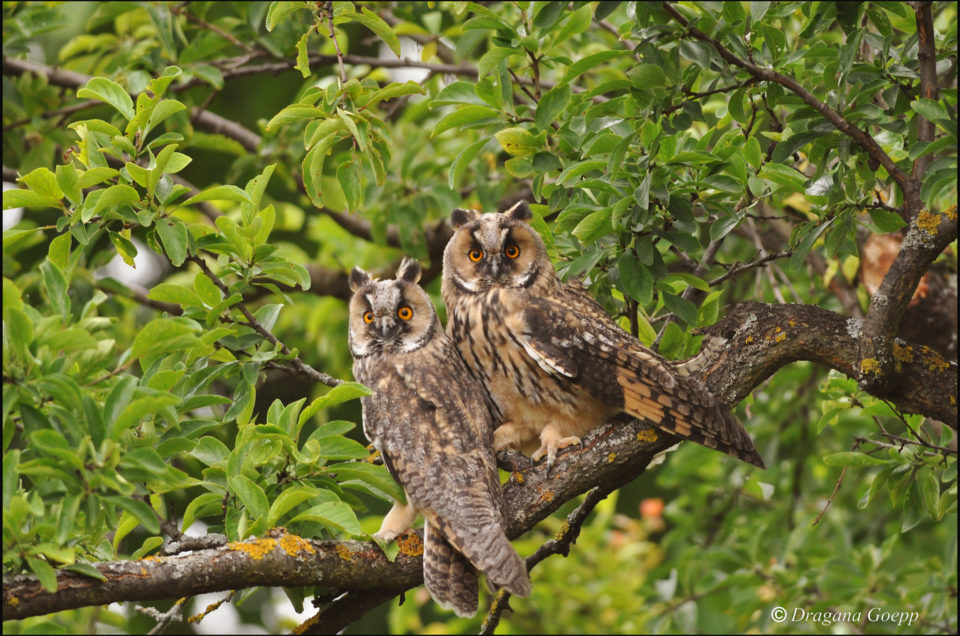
[348,257,439,358]
[442,201,555,294]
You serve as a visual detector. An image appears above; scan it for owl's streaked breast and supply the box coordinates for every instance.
[448,287,615,446]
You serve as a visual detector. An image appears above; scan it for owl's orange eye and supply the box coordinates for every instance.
[363,311,374,324]
[469,248,483,262]
[504,244,520,259]
[397,306,413,320]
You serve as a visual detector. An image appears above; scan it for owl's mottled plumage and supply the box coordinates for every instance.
[441,203,765,469]
[347,257,531,617]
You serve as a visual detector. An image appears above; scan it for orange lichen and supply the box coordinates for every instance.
[921,347,950,373]
[540,489,555,503]
[396,531,424,557]
[513,471,525,484]
[775,332,787,343]
[279,533,315,557]
[637,428,659,442]
[893,342,914,363]
[943,203,957,220]
[554,519,570,541]
[916,209,942,234]
[789,320,797,327]
[8,595,18,606]
[335,543,355,562]
[860,358,881,375]
[745,335,754,344]
[607,452,617,463]
[229,538,277,560]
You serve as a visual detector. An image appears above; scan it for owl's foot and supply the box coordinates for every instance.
[374,501,418,542]
[531,432,582,469]
[493,422,524,452]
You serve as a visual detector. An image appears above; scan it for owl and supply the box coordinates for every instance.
[348,257,531,617]
[441,202,765,469]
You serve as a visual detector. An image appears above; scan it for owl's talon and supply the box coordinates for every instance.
[531,435,582,469]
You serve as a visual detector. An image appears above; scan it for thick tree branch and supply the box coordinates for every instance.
[5,299,956,620]
[857,206,957,391]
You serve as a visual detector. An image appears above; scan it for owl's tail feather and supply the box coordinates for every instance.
[423,522,479,617]
[432,517,531,599]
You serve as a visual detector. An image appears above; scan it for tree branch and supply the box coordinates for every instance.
[5,298,957,620]
[911,1,940,180]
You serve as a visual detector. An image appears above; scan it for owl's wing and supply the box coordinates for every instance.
[516,284,765,468]
[366,353,530,598]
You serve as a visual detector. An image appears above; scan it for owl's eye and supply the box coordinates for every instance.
[504,244,520,259]
[363,311,374,324]
[469,248,483,262]
[397,306,413,320]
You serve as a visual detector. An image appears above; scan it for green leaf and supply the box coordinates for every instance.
[564,51,629,84]
[106,495,161,534]
[130,318,201,361]
[336,7,401,57]
[40,260,70,316]
[535,83,571,130]
[295,30,310,78]
[267,486,324,526]
[266,0,310,31]
[148,283,201,307]
[92,184,140,219]
[110,394,179,440]
[19,167,63,205]
[495,127,545,157]
[25,556,58,593]
[229,474,269,520]
[183,492,224,531]
[61,561,107,581]
[265,105,325,132]
[183,185,253,206]
[432,105,501,137]
[288,501,363,536]
[618,251,653,305]
[325,462,404,503]
[662,292,698,326]
[867,208,907,233]
[77,77,135,121]
[155,216,188,266]
[448,136,490,189]
[758,163,808,191]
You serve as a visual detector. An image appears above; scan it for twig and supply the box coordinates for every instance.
[324,1,348,84]
[479,486,613,635]
[171,4,255,54]
[138,596,189,635]
[3,100,100,131]
[812,466,847,526]
[188,254,343,387]
[708,251,793,287]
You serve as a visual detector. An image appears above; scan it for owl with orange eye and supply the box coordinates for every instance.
[347,257,530,617]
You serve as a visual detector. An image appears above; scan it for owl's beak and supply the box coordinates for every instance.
[378,320,399,339]
[488,257,500,278]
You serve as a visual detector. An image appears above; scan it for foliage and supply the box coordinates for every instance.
[2,1,957,634]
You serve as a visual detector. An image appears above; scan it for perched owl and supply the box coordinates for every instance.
[441,202,765,469]
[348,257,531,617]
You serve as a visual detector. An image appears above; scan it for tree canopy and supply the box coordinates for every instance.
[2,1,957,634]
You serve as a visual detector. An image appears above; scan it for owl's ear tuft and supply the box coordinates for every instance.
[349,267,372,292]
[504,200,532,222]
[451,207,478,228]
[396,257,422,284]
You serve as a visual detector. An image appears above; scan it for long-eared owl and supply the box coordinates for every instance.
[347,257,531,617]
[440,203,765,469]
